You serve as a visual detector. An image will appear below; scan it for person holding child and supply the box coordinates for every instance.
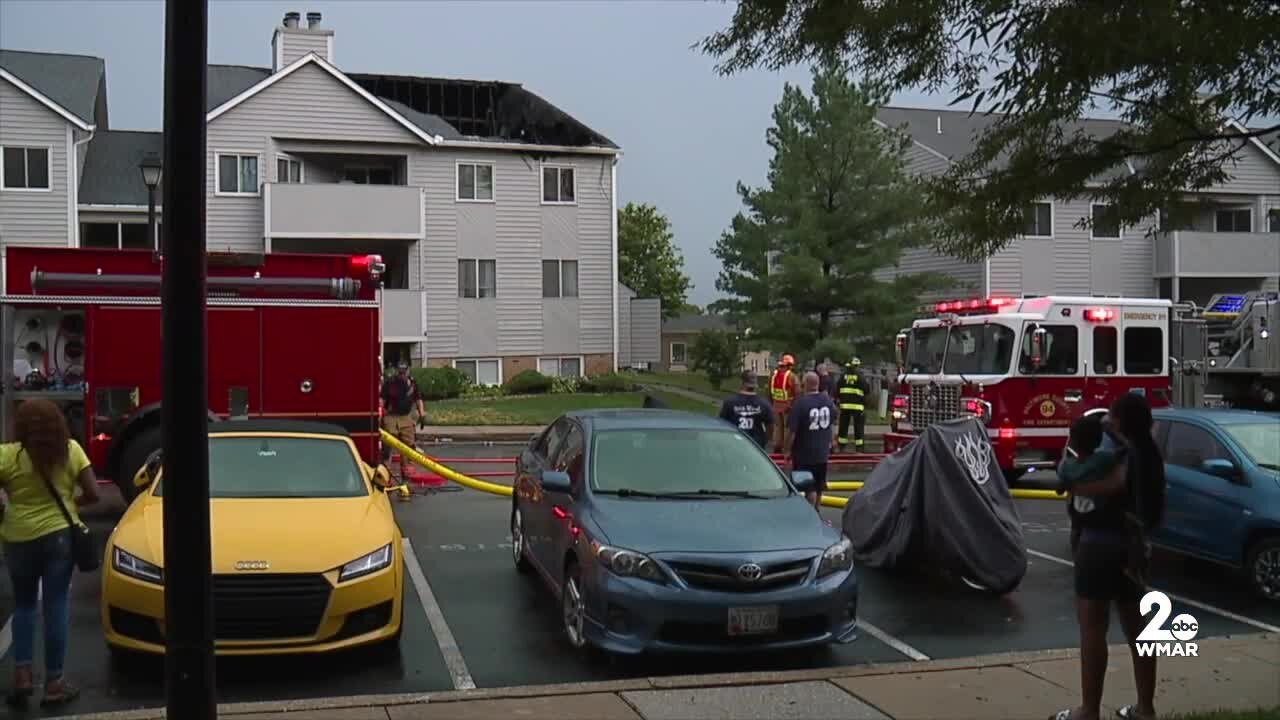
[1050,393,1166,720]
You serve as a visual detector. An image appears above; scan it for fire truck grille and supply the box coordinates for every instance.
[908,383,962,429]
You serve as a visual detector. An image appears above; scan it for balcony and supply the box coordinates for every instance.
[381,289,426,342]
[264,183,423,240]
[1154,231,1280,277]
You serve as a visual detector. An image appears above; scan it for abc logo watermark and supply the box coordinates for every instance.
[1134,590,1199,657]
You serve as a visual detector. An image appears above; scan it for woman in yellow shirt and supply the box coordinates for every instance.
[2,399,99,709]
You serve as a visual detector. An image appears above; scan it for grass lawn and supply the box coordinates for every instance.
[426,390,716,426]
[629,370,743,397]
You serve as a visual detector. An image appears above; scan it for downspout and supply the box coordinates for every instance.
[610,156,619,372]
[71,126,97,248]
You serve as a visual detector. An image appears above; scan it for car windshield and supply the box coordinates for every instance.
[944,323,1016,375]
[1223,422,1280,470]
[591,428,790,497]
[154,436,367,498]
[906,326,947,374]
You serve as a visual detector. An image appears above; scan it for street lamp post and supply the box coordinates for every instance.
[138,153,162,250]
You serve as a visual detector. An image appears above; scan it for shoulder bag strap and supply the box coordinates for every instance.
[22,448,80,529]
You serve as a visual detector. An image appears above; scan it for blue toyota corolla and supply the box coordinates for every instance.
[511,409,859,655]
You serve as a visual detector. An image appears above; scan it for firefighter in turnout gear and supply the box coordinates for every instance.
[769,354,801,453]
[837,357,868,451]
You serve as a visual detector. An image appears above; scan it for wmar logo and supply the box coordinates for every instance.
[1134,590,1199,657]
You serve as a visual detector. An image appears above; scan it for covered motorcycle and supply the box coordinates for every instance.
[841,417,1028,594]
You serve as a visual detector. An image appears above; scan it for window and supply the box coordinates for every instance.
[276,156,302,184]
[541,259,579,298]
[1,146,50,190]
[906,326,948,374]
[1019,324,1079,375]
[457,259,496,298]
[156,437,366,499]
[765,250,782,275]
[80,222,156,250]
[1223,423,1280,469]
[554,424,586,489]
[454,359,500,386]
[1022,202,1052,237]
[539,357,582,378]
[1090,203,1121,239]
[1269,208,1279,233]
[670,342,687,364]
[942,324,1016,375]
[1124,327,1164,375]
[342,166,394,185]
[1215,208,1252,232]
[542,165,575,204]
[456,162,494,201]
[216,153,259,195]
[535,417,571,459]
[590,428,790,496]
[1092,326,1118,375]
[1165,422,1229,471]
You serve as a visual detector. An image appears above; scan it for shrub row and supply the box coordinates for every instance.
[401,367,638,401]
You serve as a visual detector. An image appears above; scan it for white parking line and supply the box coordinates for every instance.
[857,618,930,661]
[1026,548,1280,634]
[402,538,477,690]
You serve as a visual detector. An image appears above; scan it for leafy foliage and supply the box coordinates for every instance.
[711,60,951,362]
[808,337,857,369]
[580,372,638,394]
[504,369,554,396]
[618,202,693,318]
[689,329,742,391]
[702,0,1280,260]
[549,375,582,394]
[411,366,469,401]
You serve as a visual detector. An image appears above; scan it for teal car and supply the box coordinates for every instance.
[1149,408,1280,600]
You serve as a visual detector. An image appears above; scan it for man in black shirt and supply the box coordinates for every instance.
[381,360,426,481]
[718,371,774,448]
[786,372,838,510]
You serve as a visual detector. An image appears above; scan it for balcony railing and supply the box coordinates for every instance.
[1154,230,1280,277]
[381,289,426,342]
[265,183,423,240]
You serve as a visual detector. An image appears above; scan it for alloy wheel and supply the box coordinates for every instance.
[562,574,586,648]
[511,508,524,565]
[1254,546,1280,600]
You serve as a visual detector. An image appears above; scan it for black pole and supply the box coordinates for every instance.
[160,0,215,717]
[147,186,157,250]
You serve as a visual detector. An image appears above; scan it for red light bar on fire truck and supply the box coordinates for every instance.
[1083,307,1116,322]
[927,296,1017,315]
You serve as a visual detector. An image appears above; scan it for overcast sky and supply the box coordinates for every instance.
[0,0,950,306]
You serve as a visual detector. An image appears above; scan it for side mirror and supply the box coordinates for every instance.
[369,463,394,490]
[134,449,163,489]
[790,470,816,492]
[1031,327,1048,370]
[894,332,908,367]
[1199,458,1238,480]
[540,470,572,494]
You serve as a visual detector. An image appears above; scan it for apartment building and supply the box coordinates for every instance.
[0,10,654,382]
[874,107,1280,306]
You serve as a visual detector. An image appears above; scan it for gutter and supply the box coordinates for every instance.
[70,126,97,247]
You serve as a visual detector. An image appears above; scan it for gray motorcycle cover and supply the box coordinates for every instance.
[841,417,1028,593]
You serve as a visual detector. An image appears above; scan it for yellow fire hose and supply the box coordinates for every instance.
[381,430,514,497]
[825,480,1065,501]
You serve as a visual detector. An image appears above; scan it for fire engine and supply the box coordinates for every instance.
[884,295,1177,481]
[0,246,385,500]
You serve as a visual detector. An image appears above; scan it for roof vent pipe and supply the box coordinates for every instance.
[936,116,942,134]
[283,11,300,28]
[307,11,322,28]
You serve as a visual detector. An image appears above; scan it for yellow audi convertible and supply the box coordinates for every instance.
[101,420,404,657]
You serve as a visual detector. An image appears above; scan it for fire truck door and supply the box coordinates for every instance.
[208,308,259,419]
[260,306,375,422]
[1084,320,1120,414]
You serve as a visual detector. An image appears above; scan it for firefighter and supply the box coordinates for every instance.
[381,360,427,482]
[836,357,868,452]
[769,354,801,453]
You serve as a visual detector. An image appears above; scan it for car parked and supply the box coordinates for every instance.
[1148,408,1280,600]
[511,409,859,655]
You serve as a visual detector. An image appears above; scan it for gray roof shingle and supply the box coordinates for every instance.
[78,130,164,205]
[207,64,270,112]
[0,49,104,125]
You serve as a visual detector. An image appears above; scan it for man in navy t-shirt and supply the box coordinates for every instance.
[718,371,775,448]
[787,371,838,510]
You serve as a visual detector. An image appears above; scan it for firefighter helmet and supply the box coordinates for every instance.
[848,356,862,368]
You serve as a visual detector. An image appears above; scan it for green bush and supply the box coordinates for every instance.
[504,369,554,395]
[461,382,505,399]
[582,372,637,393]
[550,375,581,394]
[411,366,469,400]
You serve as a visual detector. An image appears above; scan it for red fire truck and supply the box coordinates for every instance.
[1,246,385,500]
[884,295,1175,481]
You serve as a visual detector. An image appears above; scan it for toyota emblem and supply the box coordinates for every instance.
[737,563,763,581]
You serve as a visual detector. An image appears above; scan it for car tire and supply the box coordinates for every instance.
[561,561,589,651]
[511,504,532,574]
[1245,537,1280,602]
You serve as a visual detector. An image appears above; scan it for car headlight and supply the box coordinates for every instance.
[113,546,163,584]
[817,536,854,578]
[595,544,666,584]
[339,544,392,582]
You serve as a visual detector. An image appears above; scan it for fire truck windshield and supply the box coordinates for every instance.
[906,324,1017,376]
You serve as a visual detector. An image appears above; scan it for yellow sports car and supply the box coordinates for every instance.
[101,420,404,656]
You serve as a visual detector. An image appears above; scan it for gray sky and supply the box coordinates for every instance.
[0,0,947,306]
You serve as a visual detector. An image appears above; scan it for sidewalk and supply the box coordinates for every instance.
[74,632,1278,719]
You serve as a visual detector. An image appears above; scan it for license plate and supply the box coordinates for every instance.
[727,606,779,636]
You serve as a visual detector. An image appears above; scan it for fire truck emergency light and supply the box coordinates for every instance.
[933,296,1016,314]
[1084,307,1116,322]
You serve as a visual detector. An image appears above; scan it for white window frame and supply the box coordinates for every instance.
[455,161,495,202]
[541,259,579,298]
[453,358,503,386]
[340,164,397,185]
[79,220,159,250]
[1089,203,1122,240]
[1214,206,1253,233]
[214,151,262,196]
[670,341,687,365]
[275,153,304,184]
[1022,201,1054,239]
[0,145,53,192]
[538,356,585,378]
[541,163,577,205]
[458,258,497,299]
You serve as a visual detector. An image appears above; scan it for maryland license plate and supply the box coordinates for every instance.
[727,606,779,636]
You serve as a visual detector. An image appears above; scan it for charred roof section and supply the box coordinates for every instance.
[348,73,617,149]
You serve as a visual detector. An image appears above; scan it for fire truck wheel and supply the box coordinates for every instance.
[118,424,163,503]
[1245,537,1280,602]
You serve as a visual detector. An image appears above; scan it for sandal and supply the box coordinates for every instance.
[1116,705,1155,720]
[40,683,80,707]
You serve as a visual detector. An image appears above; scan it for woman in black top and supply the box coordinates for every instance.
[1051,392,1165,720]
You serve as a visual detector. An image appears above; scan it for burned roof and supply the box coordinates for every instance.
[0,48,106,126]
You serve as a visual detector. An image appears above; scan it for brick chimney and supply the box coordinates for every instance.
[271,10,334,71]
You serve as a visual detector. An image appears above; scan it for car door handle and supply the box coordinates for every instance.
[1064,390,1082,403]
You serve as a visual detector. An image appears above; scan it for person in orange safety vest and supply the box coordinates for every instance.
[769,354,801,453]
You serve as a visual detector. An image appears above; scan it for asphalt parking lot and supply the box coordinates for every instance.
[2,442,1278,718]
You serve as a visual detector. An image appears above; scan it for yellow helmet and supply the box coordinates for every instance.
[848,357,862,368]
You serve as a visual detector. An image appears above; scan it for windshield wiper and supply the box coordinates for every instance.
[1257,462,1280,471]
[599,487,667,498]
[662,489,773,499]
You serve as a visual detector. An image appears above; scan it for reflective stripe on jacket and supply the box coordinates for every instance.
[770,369,795,402]
[838,374,865,412]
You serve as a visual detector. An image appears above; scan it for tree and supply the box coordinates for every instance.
[711,60,951,362]
[618,203,692,318]
[702,1,1280,260]
[690,329,741,391]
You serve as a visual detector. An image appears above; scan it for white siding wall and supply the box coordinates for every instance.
[575,157,615,354]
[0,78,70,247]
[416,150,458,356]
[278,30,331,66]
[1213,142,1280,195]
